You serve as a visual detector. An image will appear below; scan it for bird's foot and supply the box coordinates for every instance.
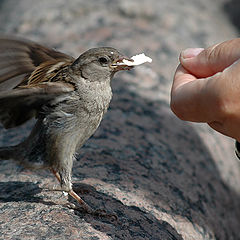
[51,169,117,220]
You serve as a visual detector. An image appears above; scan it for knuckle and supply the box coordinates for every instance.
[205,43,222,64]
[212,91,231,119]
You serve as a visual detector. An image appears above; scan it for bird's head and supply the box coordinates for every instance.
[70,47,133,82]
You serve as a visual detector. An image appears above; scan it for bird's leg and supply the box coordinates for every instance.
[51,169,117,220]
[51,169,94,213]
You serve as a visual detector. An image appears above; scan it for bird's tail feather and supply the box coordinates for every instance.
[0,145,47,170]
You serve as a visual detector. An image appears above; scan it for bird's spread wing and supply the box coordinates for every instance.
[0,36,74,90]
[18,58,74,86]
[0,36,76,128]
[0,82,74,128]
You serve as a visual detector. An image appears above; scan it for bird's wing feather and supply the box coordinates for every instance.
[0,36,74,90]
[19,59,73,86]
[0,82,74,128]
[0,36,76,128]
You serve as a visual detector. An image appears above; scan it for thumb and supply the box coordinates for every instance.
[180,38,240,78]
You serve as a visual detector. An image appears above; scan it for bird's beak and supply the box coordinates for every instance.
[111,56,134,71]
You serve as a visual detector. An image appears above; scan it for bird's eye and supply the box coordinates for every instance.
[98,57,109,65]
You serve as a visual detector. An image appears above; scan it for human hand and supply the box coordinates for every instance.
[170,39,240,141]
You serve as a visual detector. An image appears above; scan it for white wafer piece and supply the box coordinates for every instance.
[119,53,152,66]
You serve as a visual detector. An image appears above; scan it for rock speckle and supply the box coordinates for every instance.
[0,0,240,239]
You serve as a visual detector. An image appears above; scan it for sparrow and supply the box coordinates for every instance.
[0,36,133,214]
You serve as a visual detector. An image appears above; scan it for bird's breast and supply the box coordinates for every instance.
[76,80,113,114]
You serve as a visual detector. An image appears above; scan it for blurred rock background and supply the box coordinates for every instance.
[0,0,240,239]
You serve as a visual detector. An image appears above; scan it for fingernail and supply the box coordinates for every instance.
[181,48,204,59]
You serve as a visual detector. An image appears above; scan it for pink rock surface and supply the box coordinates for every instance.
[0,0,240,239]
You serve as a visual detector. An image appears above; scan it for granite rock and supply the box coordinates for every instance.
[0,0,240,239]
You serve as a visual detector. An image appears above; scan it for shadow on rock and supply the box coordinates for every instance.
[0,181,56,206]
[71,183,183,240]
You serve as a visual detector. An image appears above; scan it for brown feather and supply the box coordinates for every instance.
[26,59,73,86]
[0,36,74,90]
[0,36,76,127]
[0,65,33,83]
[0,82,74,128]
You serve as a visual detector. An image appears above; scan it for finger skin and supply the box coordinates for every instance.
[180,38,240,78]
[170,64,221,123]
[171,56,240,141]
[208,59,240,141]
